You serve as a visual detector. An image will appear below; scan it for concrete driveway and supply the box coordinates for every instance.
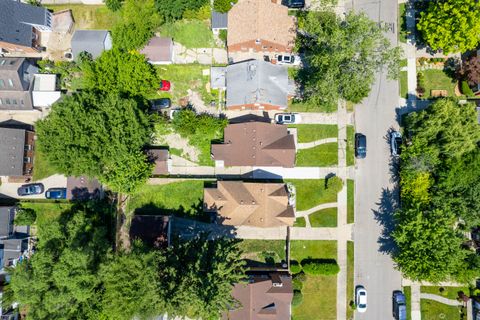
[0,174,68,199]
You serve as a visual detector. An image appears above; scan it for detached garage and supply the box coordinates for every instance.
[71,30,112,59]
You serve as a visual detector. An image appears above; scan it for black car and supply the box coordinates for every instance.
[150,98,171,112]
[355,133,367,159]
[282,0,305,8]
[17,183,45,196]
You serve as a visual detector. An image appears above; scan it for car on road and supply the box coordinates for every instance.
[17,183,44,196]
[158,80,171,91]
[355,133,367,159]
[356,286,367,313]
[150,98,172,112]
[45,188,67,199]
[393,291,407,320]
[274,113,302,124]
[282,0,305,8]
[390,131,402,156]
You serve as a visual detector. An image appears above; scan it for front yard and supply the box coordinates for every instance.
[421,286,470,300]
[309,208,337,227]
[296,143,338,167]
[421,300,466,320]
[46,4,121,30]
[286,178,343,211]
[418,69,458,99]
[289,124,338,143]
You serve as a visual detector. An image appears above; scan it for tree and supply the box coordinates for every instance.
[460,55,480,87]
[83,48,158,98]
[112,0,161,50]
[417,0,480,54]
[213,0,238,13]
[155,0,208,20]
[36,92,153,194]
[296,10,400,110]
[13,207,36,225]
[104,0,123,11]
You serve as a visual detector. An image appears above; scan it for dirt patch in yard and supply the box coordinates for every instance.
[154,132,199,163]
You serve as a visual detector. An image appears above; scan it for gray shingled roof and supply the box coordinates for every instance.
[211,66,226,89]
[71,30,110,59]
[211,11,228,29]
[0,0,51,47]
[0,206,15,238]
[0,127,25,176]
[226,60,289,108]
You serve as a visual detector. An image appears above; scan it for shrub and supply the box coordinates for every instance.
[172,109,228,138]
[219,29,227,45]
[301,259,340,275]
[292,276,303,291]
[461,81,474,96]
[14,208,37,226]
[290,261,302,274]
[105,0,123,11]
[182,4,211,20]
[213,0,238,13]
[292,290,303,307]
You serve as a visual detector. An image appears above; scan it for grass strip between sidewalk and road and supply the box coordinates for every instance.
[346,125,355,167]
[347,241,354,320]
[404,286,412,320]
[347,180,354,224]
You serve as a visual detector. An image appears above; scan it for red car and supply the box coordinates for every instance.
[159,80,171,91]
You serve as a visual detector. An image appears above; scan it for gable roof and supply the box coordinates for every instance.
[0,207,15,239]
[211,122,295,167]
[204,181,295,227]
[226,273,293,320]
[71,30,110,59]
[0,0,51,47]
[140,37,173,63]
[227,0,295,49]
[0,127,25,176]
[211,10,228,29]
[226,60,289,109]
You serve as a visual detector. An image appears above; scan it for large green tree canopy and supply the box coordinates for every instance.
[394,98,480,283]
[296,10,400,110]
[417,0,480,54]
[36,92,153,193]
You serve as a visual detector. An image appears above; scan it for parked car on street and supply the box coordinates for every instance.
[355,133,367,159]
[282,0,305,8]
[158,80,171,91]
[17,183,44,196]
[393,291,407,320]
[45,188,67,199]
[390,131,402,156]
[150,98,171,112]
[274,113,302,124]
[356,286,368,313]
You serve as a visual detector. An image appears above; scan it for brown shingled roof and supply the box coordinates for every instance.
[211,122,295,167]
[227,0,296,50]
[204,181,295,227]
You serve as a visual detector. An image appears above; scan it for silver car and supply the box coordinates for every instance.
[274,113,302,124]
[390,131,402,156]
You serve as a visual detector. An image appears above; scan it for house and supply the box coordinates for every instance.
[32,74,61,109]
[211,11,228,34]
[227,0,296,60]
[210,66,226,90]
[71,30,112,59]
[0,57,37,110]
[212,122,295,167]
[204,181,295,227]
[226,60,292,110]
[129,215,171,249]
[140,37,174,64]
[0,238,25,270]
[224,272,293,320]
[146,148,170,175]
[0,0,52,54]
[0,126,35,178]
[0,207,15,240]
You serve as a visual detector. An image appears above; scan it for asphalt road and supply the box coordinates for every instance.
[349,0,403,319]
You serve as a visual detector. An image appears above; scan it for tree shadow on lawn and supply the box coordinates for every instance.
[133,200,212,223]
[373,186,400,256]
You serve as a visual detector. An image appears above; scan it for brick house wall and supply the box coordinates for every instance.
[228,39,293,54]
[227,102,287,111]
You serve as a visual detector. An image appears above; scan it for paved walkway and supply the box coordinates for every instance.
[411,284,422,320]
[420,293,463,306]
[297,137,338,149]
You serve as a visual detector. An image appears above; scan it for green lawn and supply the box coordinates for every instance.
[289,124,338,143]
[291,241,337,320]
[46,4,121,30]
[126,181,206,220]
[346,125,355,167]
[154,64,216,106]
[404,286,411,320]
[400,59,408,68]
[159,20,216,48]
[296,143,338,167]
[238,240,286,266]
[287,178,343,211]
[33,142,59,181]
[309,207,337,227]
[421,69,457,99]
[421,300,465,320]
[421,286,470,301]
[398,3,407,43]
[347,241,354,320]
[288,99,337,113]
[400,71,408,99]
[20,202,73,236]
[294,217,306,227]
[347,179,354,224]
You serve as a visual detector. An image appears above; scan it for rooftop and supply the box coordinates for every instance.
[0,127,26,176]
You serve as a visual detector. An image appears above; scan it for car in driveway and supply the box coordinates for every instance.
[158,80,171,91]
[274,113,301,124]
[390,131,402,156]
[393,291,407,320]
[17,183,44,196]
[355,133,367,159]
[45,188,67,199]
[356,286,367,313]
[150,98,171,112]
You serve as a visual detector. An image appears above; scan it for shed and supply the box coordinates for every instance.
[140,37,174,64]
[71,30,112,59]
[211,11,228,34]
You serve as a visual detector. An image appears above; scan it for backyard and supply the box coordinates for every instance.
[159,20,217,49]
[46,4,121,30]
[296,143,338,167]
[286,178,343,211]
[32,141,58,181]
[20,201,73,236]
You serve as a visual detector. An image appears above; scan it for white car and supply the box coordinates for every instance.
[274,113,302,124]
[356,286,367,313]
[276,54,301,66]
